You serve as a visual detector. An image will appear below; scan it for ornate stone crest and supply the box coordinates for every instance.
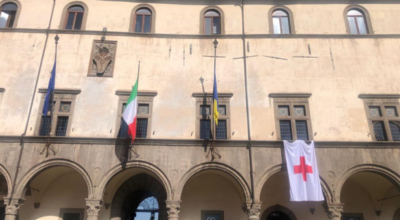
[88,40,117,77]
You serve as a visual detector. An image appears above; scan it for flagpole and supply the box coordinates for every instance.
[48,35,59,137]
[212,39,218,141]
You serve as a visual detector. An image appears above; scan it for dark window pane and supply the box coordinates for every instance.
[2,3,17,10]
[200,105,211,116]
[342,217,362,220]
[136,118,148,138]
[55,116,69,136]
[373,121,388,141]
[200,119,211,139]
[385,106,398,117]
[74,13,83,30]
[278,105,290,116]
[296,120,309,140]
[389,122,400,141]
[7,11,15,28]
[294,105,306,116]
[213,17,221,34]
[59,102,71,112]
[143,15,151,33]
[369,106,382,117]
[280,120,292,140]
[63,213,80,220]
[218,105,226,116]
[39,116,51,136]
[204,17,211,35]
[216,120,227,139]
[65,12,75,29]
[204,214,222,220]
[118,118,130,138]
[135,15,143,33]
[138,104,149,115]
[68,5,84,12]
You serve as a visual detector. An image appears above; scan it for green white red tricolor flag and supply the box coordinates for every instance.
[123,80,138,142]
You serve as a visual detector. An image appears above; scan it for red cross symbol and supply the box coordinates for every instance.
[294,156,313,181]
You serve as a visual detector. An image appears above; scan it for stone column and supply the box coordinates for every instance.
[3,198,24,220]
[85,199,102,220]
[166,200,181,220]
[324,203,343,220]
[245,202,262,220]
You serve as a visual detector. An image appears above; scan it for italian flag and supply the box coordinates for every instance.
[123,80,138,141]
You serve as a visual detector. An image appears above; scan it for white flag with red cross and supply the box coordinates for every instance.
[284,140,324,201]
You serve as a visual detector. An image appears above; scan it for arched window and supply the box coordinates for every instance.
[272,9,290,34]
[0,3,18,28]
[64,5,84,30]
[204,10,221,35]
[347,9,368,34]
[134,8,152,33]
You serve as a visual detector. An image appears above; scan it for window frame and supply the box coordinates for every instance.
[362,98,400,141]
[343,5,373,35]
[271,94,313,141]
[194,93,232,140]
[35,89,79,137]
[64,5,84,30]
[129,4,156,33]
[268,6,295,34]
[199,6,224,35]
[60,2,88,30]
[115,91,156,139]
[133,8,152,33]
[203,10,221,35]
[272,10,290,34]
[59,208,84,220]
[0,0,21,28]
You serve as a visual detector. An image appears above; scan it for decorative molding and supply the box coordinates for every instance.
[2,29,400,39]
[192,92,233,98]
[0,88,4,92]
[358,94,400,99]
[115,90,157,97]
[2,136,400,149]
[38,88,81,94]
[269,93,312,98]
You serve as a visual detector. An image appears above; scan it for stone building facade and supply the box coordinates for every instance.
[0,0,400,220]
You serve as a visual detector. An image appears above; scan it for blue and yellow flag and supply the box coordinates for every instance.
[213,66,219,125]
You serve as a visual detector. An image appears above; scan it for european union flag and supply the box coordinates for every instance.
[213,66,219,125]
[42,59,56,116]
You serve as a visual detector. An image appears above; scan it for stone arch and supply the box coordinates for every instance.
[343,5,373,34]
[268,5,296,34]
[199,6,225,35]
[110,173,168,220]
[129,4,156,33]
[255,164,333,203]
[95,160,172,201]
[261,205,297,220]
[335,163,400,202]
[0,163,13,197]
[14,159,94,198]
[59,1,89,30]
[175,162,251,201]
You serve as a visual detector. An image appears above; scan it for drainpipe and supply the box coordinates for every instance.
[6,0,57,214]
[239,0,256,208]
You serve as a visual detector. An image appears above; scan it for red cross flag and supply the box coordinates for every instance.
[284,140,324,201]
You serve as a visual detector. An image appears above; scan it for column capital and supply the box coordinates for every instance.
[245,201,262,220]
[85,199,102,217]
[166,200,181,219]
[323,203,344,220]
[3,197,25,216]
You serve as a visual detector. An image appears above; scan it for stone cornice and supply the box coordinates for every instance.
[269,93,312,98]
[115,90,158,97]
[192,93,234,98]
[38,88,81,94]
[358,94,400,99]
[0,88,4,92]
[2,28,400,39]
[1,136,400,149]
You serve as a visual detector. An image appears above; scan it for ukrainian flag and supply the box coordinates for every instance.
[213,67,219,125]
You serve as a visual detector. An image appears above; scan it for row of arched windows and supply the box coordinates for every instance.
[0,2,372,35]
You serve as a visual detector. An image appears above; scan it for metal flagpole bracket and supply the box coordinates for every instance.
[128,142,140,160]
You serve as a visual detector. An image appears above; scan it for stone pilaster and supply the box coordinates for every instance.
[245,202,262,220]
[324,203,344,220]
[166,200,181,220]
[3,198,24,220]
[85,199,102,220]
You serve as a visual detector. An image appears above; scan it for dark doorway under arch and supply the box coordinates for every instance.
[267,211,292,220]
[261,205,297,220]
